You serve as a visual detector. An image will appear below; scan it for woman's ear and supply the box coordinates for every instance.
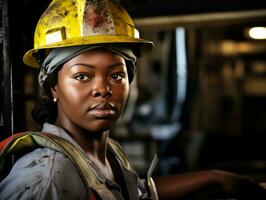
[51,86,58,102]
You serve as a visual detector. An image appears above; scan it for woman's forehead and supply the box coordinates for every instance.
[62,49,127,70]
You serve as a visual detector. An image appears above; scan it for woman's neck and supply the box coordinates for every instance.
[54,119,109,165]
[82,132,109,164]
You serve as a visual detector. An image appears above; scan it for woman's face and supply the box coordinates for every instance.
[52,49,129,133]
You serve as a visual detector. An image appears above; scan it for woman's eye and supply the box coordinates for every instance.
[110,73,125,81]
[73,74,90,81]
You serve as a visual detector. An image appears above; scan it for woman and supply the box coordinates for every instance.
[0,0,265,199]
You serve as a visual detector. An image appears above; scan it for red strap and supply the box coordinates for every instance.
[0,137,11,152]
[0,133,22,153]
[90,191,97,200]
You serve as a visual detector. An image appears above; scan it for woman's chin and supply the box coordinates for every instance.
[86,119,116,133]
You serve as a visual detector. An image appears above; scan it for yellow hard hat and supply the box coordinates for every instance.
[23,0,153,68]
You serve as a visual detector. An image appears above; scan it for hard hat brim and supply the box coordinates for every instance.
[23,35,154,68]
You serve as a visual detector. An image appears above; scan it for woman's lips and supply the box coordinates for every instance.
[89,102,116,118]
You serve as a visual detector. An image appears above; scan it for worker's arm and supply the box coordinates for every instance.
[154,170,266,200]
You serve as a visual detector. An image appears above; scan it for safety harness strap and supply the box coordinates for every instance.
[107,138,134,171]
[108,138,159,200]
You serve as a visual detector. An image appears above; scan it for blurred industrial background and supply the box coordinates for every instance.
[1,0,266,180]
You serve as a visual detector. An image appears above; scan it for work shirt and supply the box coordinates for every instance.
[0,123,145,200]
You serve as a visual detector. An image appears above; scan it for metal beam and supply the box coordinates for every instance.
[0,0,13,139]
[134,9,266,30]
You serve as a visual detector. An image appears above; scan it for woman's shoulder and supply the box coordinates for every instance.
[0,147,87,199]
[13,147,77,176]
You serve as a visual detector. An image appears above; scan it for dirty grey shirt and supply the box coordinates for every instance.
[0,123,88,200]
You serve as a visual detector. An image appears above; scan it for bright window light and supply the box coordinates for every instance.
[248,27,266,40]
[175,27,187,104]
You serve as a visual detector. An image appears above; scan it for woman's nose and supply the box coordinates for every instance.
[92,88,112,97]
[91,80,112,98]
